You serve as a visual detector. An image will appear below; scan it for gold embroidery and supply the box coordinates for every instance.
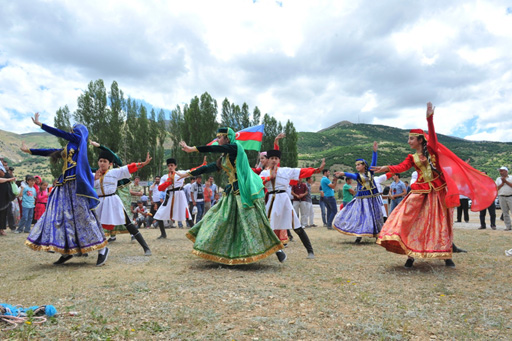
[413,153,433,182]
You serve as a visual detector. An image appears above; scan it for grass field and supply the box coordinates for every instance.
[1,209,511,340]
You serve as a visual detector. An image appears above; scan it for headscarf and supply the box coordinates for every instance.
[225,127,265,208]
[72,124,100,209]
[410,129,497,211]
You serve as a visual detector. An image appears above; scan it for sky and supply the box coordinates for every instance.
[1,0,512,141]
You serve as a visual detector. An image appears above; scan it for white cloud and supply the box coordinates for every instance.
[1,0,512,142]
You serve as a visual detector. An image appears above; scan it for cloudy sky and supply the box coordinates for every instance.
[1,0,512,141]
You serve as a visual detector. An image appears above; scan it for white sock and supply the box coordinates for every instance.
[98,248,107,256]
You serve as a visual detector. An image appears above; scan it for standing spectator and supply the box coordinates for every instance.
[389,173,407,214]
[150,176,162,206]
[34,181,49,221]
[318,190,327,227]
[0,163,16,236]
[1,158,17,230]
[129,176,144,218]
[291,179,309,227]
[203,181,212,215]
[496,166,512,231]
[191,175,205,223]
[479,172,496,230]
[183,177,196,227]
[212,192,220,206]
[305,177,316,227]
[207,176,217,202]
[342,178,355,206]
[16,175,37,233]
[404,180,411,194]
[320,169,337,229]
[456,194,470,223]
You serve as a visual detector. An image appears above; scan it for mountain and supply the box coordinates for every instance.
[2,121,511,181]
[297,121,512,179]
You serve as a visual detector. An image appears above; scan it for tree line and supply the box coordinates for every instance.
[50,79,298,185]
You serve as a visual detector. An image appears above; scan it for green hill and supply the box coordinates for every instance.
[297,121,512,179]
[2,121,511,181]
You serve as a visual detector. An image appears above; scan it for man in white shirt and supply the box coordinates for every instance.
[496,166,512,231]
[150,176,162,206]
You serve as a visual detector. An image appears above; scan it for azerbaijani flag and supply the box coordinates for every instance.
[207,124,265,151]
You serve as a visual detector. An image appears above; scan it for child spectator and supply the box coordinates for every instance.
[34,181,49,221]
[16,175,37,233]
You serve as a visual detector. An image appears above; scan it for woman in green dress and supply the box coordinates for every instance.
[179,127,286,265]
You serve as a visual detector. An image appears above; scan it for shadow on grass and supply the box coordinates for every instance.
[189,261,282,272]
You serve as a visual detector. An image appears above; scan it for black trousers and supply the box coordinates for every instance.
[457,198,469,222]
[0,208,7,230]
[479,201,496,228]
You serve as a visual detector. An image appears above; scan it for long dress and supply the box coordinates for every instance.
[333,151,384,237]
[377,115,453,259]
[186,144,283,265]
[25,124,106,255]
[153,172,190,222]
[94,165,139,227]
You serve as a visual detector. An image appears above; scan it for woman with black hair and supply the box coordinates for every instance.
[333,141,384,244]
[372,102,496,268]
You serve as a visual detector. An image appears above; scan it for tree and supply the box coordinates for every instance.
[281,120,298,167]
[252,106,261,126]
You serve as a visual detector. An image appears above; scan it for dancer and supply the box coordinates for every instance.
[333,142,384,243]
[93,149,153,256]
[153,158,196,239]
[179,127,285,265]
[22,113,109,266]
[90,141,133,242]
[372,102,496,268]
[252,133,286,175]
[260,150,324,258]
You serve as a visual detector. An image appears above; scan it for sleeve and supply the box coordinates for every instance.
[280,167,301,181]
[196,144,237,154]
[252,167,262,175]
[388,155,415,174]
[41,124,80,144]
[28,148,63,157]
[274,142,279,150]
[426,114,438,151]
[99,145,123,166]
[190,162,220,177]
[374,174,388,185]
[158,175,174,191]
[298,168,316,179]
[343,172,358,180]
[371,150,378,167]
[111,165,132,180]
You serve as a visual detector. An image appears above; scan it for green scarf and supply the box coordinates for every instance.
[226,128,264,208]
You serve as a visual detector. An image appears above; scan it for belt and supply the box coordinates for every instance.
[267,190,286,195]
[163,187,183,205]
[99,193,116,198]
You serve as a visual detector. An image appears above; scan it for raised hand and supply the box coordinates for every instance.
[143,152,152,166]
[20,141,30,153]
[180,141,195,153]
[426,102,435,117]
[370,166,390,173]
[373,141,378,152]
[31,112,42,127]
[89,140,100,148]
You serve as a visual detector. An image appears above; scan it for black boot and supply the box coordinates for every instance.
[125,222,152,255]
[355,237,362,244]
[276,250,287,263]
[452,243,467,253]
[54,254,73,265]
[157,220,167,239]
[133,232,152,256]
[445,259,456,268]
[295,228,314,258]
[404,257,414,269]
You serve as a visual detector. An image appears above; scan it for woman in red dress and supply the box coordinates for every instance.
[372,102,496,268]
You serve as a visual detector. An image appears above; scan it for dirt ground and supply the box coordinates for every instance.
[1,208,511,340]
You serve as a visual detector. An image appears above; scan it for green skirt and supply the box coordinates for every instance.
[186,194,283,265]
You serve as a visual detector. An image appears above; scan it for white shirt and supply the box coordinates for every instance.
[496,176,512,196]
[150,183,161,203]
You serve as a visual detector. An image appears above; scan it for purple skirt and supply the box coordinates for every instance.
[26,180,106,255]
[333,195,384,237]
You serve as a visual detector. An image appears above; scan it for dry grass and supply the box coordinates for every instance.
[1,210,512,340]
